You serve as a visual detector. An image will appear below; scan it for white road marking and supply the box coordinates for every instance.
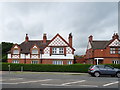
[41,84,70,86]
[103,81,119,87]
[61,80,86,85]
[0,78,23,81]
[17,79,52,84]
[0,83,18,84]
[78,85,98,87]
[9,78,23,80]
[41,84,98,87]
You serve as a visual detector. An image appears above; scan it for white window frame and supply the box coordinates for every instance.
[59,48,64,54]
[13,50,19,54]
[32,49,38,54]
[112,60,119,64]
[110,48,116,54]
[53,60,63,65]
[67,61,73,65]
[31,60,38,64]
[52,47,64,54]
[12,60,19,63]
[52,48,57,54]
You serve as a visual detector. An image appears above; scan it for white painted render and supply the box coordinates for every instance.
[109,39,120,46]
[42,54,74,59]
[8,54,11,58]
[12,55,19,59]
[20,54,25,59]
[9,53,74,59]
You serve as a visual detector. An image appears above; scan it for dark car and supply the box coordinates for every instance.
[88,65,120,77]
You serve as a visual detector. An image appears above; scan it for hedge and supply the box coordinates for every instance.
[1,63,92,73]
[1,63,120,73]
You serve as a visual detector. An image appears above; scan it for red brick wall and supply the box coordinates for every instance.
[75,57,86,64]
[8,59,74,65]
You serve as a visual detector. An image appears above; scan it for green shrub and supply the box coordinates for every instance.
[1,63,120,73]
[1,63,92,73]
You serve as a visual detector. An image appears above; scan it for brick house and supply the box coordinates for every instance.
[85,33,120,65]
[74,55,86,64]
[7,33,75,65]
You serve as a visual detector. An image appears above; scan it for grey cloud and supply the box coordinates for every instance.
[0,2,118,55]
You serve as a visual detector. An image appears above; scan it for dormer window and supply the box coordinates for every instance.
[13,49,19,54]
[32,49,38,54]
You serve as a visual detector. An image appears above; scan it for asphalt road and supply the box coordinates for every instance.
[1,71,120,89]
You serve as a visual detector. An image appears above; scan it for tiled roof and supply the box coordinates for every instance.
[91,40,110,49]
[8,40,51,54]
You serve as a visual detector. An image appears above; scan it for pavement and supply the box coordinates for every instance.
[1,71,120,89]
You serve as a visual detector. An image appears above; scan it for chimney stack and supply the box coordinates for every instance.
[25,34,29,42]
[43,33,47,43]
[89,35,93,42]
[68,33,72,47]
[112,33,119,39]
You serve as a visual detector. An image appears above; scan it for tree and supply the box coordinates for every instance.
[2,42,14,62]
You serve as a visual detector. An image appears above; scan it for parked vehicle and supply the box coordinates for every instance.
[88,65,120,77]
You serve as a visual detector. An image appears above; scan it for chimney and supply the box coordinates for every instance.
[25,34,29,42]
[68,33,72,47]
[43,33,47,43]
[112,33,119,39]
[89,35,93,42]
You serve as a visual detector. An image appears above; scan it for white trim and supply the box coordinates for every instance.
[94,58,104,59]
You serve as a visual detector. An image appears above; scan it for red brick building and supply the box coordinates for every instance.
[74,55,86,64]
[85,33,120,65]
[7,33,75,65]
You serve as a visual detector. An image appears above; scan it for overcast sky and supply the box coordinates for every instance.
[0,2,118,55]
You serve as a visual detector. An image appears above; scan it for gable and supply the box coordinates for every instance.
[33,45,38,49]
[109,39,120,46]
[14,45,18,49]
[48,36,68,46]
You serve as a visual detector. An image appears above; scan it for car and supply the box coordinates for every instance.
[88,65,120,77]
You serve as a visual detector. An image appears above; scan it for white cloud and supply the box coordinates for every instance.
[0,2,118,55]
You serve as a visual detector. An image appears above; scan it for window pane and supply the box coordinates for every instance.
[12,60,19,63]
[32,49,38,54]
[31,61,38,64]
[13,50,19,54]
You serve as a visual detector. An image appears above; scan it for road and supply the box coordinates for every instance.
[1,71,120,89]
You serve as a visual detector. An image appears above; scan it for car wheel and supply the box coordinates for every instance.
[116,72,120,78]
[94,72,100,77]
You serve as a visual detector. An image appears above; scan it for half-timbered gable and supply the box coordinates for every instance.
[85,33,120,65]
[8,33,75,65]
